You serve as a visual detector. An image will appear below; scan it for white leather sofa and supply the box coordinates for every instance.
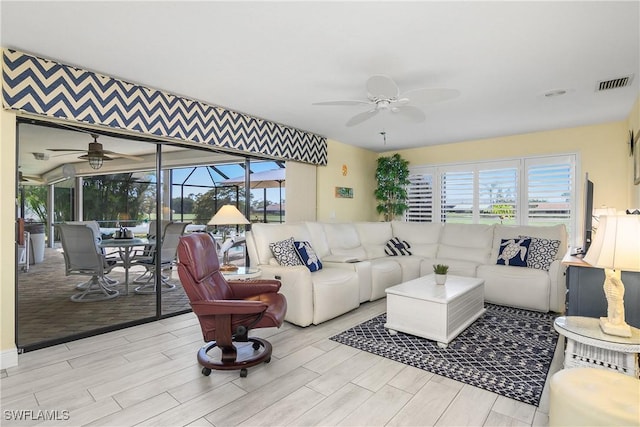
[246,221,567,327]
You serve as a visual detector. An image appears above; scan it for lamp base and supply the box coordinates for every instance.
[219,264,239,272]
[599,317,632,337]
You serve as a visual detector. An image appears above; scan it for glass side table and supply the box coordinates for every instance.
[554,316,640,378]
[221,267,261,280]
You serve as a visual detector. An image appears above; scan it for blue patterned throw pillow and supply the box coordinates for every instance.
[385,237,412,256]
[269,237,302,266]
[294,241,323,272]
[519,235,561,271]
[496,238,531,267]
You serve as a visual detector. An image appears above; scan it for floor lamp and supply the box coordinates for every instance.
[208,205,250,272]
[583,214,640,337]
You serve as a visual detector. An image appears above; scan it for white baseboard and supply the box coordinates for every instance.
[0,346,19,370]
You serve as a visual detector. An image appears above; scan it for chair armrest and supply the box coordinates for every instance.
[228,280,282,298]
[191,300,267,316]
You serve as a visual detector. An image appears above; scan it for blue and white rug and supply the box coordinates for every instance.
[330,304,559,406]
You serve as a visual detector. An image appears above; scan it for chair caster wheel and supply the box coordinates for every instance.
[240,368,248,378]
[265,357,271,364]
[202,367,211,376]
[252,341,261,350]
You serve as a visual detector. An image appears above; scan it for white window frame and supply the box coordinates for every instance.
[407,154,578,243]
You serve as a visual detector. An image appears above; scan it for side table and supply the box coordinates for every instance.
[221,267,261,280]
[554,316,640,378]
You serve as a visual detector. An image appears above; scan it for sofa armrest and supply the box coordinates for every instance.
[548,259,567,313]
[253,264,314,327]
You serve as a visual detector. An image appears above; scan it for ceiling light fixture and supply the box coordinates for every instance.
[88,155,103,170]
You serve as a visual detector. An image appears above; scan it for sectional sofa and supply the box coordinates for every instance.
[246,221,568,327]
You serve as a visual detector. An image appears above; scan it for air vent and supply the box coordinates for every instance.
[597,75,634,91]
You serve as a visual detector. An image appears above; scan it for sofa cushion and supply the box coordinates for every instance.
[438,223,494,264]
[250,223,313,265]
[391,221,442,258]
[491,224,567,263]
[294,240,323,272]
[496,238,531,267]
[270,237,303,266]
[355,222,394,259]
[519,235,561,271]
[305,221,331,258]
[420,257,479,278]
[385,237,412,256]
[323,223,367,261]
[477,264,551,312]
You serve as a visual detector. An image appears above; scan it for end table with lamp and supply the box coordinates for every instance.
[556,214,640,377]
[208,204,250,272]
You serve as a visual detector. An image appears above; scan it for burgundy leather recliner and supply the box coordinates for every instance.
[177,232,287,377]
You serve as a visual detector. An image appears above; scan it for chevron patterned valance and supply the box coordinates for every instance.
[2,49,327,165]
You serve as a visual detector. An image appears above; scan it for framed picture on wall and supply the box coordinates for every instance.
[335,187,354,198]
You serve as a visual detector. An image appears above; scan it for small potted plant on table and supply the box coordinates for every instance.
[433,264,449,285]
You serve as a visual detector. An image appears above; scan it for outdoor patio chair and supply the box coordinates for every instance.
[132,221,190,294]
[66,220,119,288]
[57,224,120,302]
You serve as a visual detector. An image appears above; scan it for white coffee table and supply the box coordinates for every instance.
[385,274,486,348]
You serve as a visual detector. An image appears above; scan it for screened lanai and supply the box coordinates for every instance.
[16,119,287,351]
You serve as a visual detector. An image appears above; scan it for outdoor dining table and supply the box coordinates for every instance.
[100,237,152,295]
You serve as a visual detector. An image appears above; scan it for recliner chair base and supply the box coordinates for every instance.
[198,337,272,378]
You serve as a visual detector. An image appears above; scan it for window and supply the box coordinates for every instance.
[406,173,434,222]
[407,154,576,240]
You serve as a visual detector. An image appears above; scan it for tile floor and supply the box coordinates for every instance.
[1,299,564,426]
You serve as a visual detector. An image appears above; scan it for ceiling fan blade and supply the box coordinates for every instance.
[313,100,372,106]
[366,75,399,99]
[102,150,145,161]
[19,172,44,183]
[401,88,460,104]
[394,105,426,123]
[47,148,85,152]
[346,109,379,127]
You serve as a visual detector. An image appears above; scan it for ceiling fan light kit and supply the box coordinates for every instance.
[313,74,460,127]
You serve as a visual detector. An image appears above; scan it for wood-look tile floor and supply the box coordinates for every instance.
[1,299,564,426]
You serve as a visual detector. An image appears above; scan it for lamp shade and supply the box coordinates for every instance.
[584,215,640,272]
[208,205,250,226]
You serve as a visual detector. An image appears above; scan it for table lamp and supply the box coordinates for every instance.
[208,205,250,271]
[583,215,640,337]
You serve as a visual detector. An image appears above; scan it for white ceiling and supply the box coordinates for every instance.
[2,1,639,157]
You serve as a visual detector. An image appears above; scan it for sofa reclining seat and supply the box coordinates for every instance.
[177,233,287,377]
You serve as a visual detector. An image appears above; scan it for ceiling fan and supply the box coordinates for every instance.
[18,171,44,184]
[313,75,460,127]
[47,134,144,169]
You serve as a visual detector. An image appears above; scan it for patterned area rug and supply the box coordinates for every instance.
[330,304,558,406]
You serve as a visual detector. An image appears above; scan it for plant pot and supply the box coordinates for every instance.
[435,274,447,285]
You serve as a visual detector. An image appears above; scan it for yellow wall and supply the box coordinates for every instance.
[383,120,633,212]
[0,109,17,367]
[316,139,378,222]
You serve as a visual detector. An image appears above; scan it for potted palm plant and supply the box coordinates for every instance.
[374,153,410,221]
[433,264,449,285]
